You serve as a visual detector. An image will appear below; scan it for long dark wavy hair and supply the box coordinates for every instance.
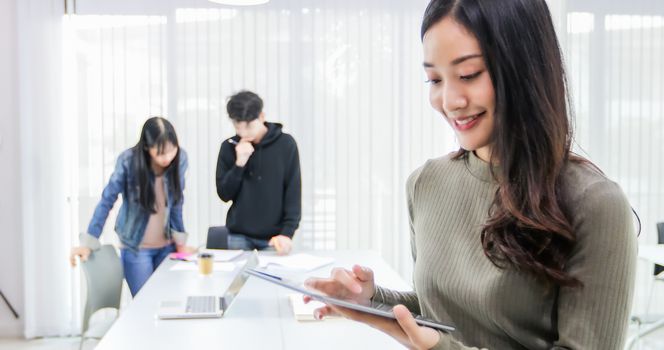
[422,0,584,287]
[132,117,182,213]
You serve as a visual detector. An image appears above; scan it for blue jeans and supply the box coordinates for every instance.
[120,244,175,297]
[227,233,273,251]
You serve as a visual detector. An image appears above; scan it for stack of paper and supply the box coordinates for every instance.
[259,253,334,272]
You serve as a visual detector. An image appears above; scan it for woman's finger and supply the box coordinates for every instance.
[304,276,351,298]
[313,305,337,319]
[351,265,374,283]
[331,267,362,294]
[393,305,440,350]
[393,305,420,342]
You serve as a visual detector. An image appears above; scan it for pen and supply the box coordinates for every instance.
[251,269,283,280]
[228,138,238,145]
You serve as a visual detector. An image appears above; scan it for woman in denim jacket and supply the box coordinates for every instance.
[70,117,191,296]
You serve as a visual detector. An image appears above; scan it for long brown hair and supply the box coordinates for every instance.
[422,0,582,287]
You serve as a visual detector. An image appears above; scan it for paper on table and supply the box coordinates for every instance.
[259,253,334,272]
[169,261,236,272]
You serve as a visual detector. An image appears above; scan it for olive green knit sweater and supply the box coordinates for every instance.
[374,151,636,349]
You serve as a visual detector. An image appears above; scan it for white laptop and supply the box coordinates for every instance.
[157,251,258,319]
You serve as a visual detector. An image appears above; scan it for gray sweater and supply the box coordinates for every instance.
[373,151,636,349]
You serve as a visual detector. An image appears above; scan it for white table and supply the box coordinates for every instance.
[637,245,664,266]
[96,250,411,350]
[626,245,664,349]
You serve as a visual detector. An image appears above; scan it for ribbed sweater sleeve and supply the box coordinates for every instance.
[550,180,636,349]
[372,165,425,313]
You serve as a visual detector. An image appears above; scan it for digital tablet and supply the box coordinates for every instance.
[245,268,455,332]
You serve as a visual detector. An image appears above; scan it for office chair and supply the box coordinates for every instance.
[206,226,229,249]
[79,244,124,350]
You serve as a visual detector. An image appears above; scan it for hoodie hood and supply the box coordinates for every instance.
[229,122,283,147]
[257,122,283,147]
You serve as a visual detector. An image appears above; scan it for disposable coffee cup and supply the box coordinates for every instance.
[198,253,213,275]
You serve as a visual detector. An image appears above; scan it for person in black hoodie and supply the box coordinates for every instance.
[216,90,301,255]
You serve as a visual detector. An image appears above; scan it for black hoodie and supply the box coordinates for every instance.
[216,122,301,239]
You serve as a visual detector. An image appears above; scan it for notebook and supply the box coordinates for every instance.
[288,294,340,321]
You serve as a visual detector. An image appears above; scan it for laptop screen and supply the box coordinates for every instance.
[221,250,259,310]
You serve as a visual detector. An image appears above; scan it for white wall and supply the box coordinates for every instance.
[0,0,23,338]
[18,0,73,338]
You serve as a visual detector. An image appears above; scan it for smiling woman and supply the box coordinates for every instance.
[421,0,582,290]
[305,0,638,349]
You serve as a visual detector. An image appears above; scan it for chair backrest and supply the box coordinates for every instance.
[206,226,229,249]
[81,244,123,334]
[655,223,664,276]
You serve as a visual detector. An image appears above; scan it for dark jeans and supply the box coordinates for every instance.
[227,232,274,251]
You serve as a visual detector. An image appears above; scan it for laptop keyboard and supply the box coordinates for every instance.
[186,296,216,313]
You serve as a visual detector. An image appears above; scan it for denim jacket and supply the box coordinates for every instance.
[82,148,188,252]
